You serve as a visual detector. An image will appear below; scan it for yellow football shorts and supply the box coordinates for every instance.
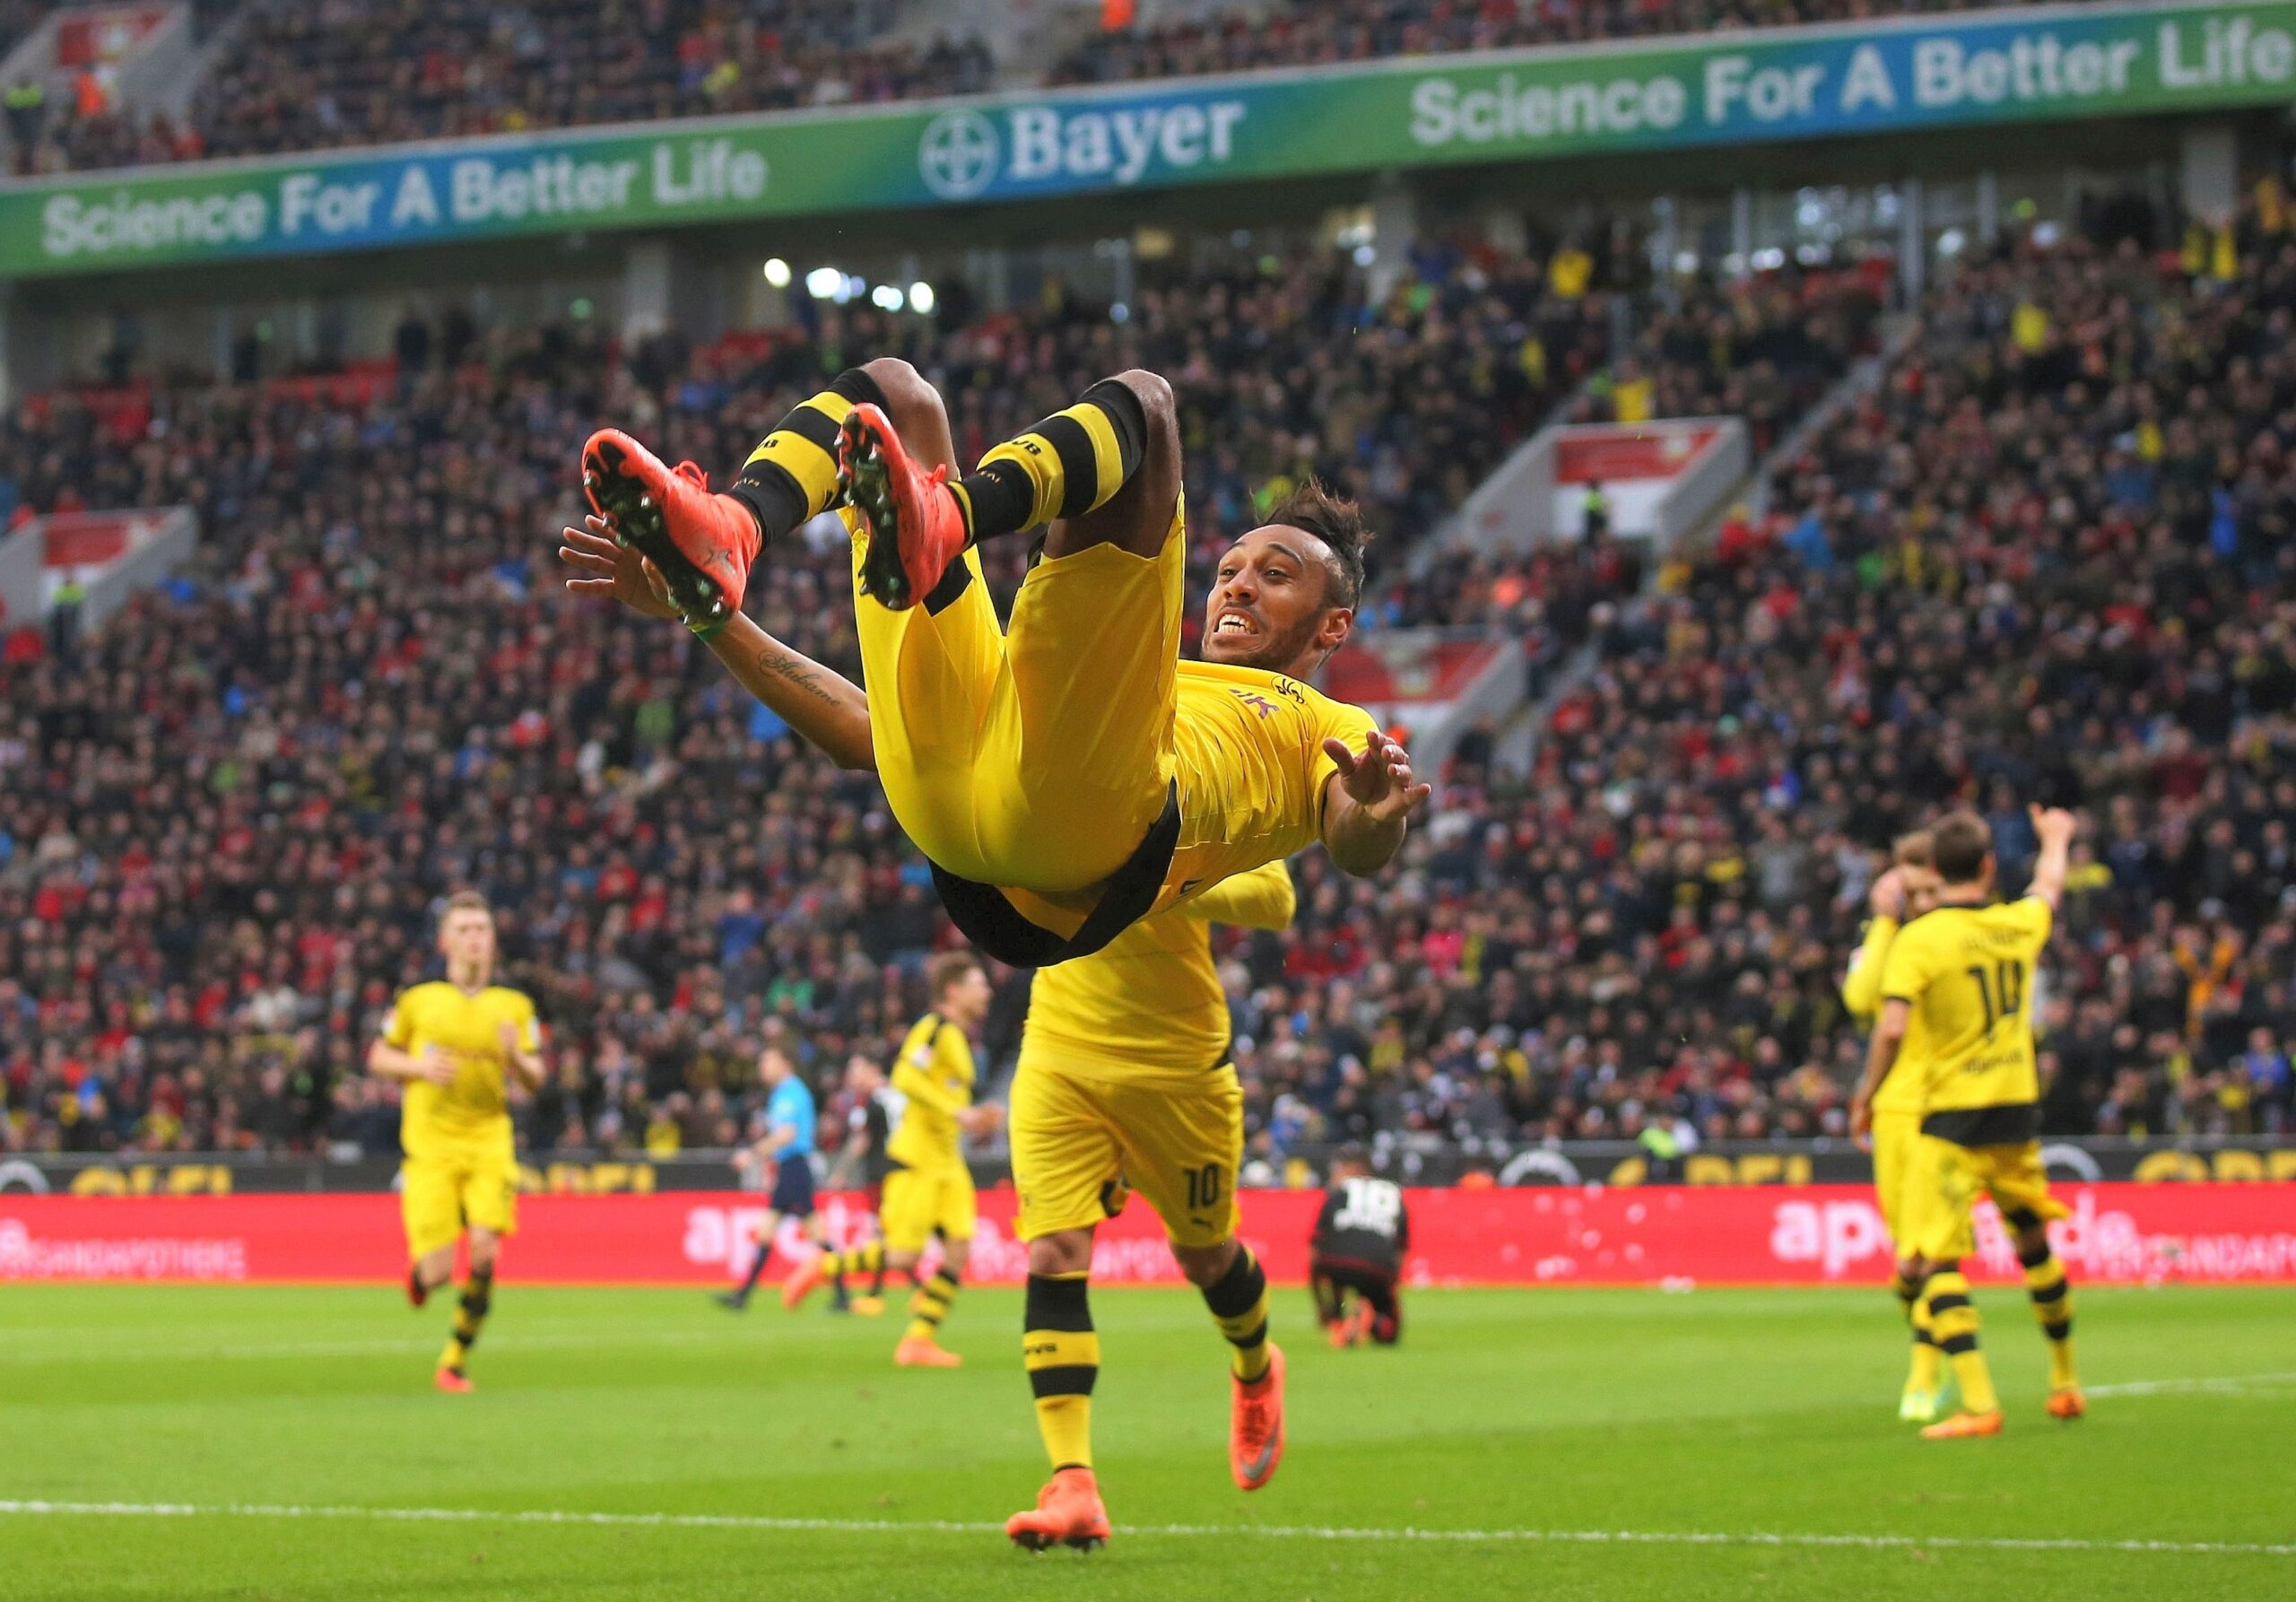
[1907,1135,2069,1263]
[1870,1110,1924,1247]
[851,501,1184,910]
[1010,1047,1242,1250]
[879,1163,978,1253]
[400,1147,517,1261]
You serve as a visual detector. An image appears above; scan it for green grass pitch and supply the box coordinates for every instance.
[2,1284,2290,1599]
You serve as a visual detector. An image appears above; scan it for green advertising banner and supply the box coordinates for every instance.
[3,0,2292,279]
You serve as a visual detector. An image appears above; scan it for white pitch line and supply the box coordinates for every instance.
[0,1328,737,1364]
[2085,1372,2296,1399]
[0,1499,2286,1558]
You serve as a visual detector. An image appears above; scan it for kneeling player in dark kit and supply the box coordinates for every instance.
[1308,1147,1408,1348]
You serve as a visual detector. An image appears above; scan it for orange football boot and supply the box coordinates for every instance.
[1005,1467,1110,1553]
[1230,1345,1287,1490]
[837,403,968,611]
[2047,1388,2087,1422]
[893,1336,962,1369]
[434,1367,474,1395]
[1920,1409,2004,1441]
[581,429,758,633]
[780,1253,830,1311]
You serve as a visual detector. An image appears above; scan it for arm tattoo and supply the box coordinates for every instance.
[757,646,837,707]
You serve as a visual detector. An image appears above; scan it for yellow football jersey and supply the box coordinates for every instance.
[1878,896,2052,1143]
[888,1013,976,1173]
[379,981,539,1157]
[1158,663,1379,915]
[1028,861,1296,1073]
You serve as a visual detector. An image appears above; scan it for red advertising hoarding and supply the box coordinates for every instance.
[4,1184,2292,1287]
[1552,424,1725,485]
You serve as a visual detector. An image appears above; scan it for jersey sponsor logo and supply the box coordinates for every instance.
[1231,690,1280,718]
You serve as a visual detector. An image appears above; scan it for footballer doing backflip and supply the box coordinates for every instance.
[568,354,1425,1549]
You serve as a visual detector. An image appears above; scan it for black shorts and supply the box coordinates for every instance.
[770,1157,818,1217]
[1312,1258,1397,1299]
[1311,1256,1402,1340]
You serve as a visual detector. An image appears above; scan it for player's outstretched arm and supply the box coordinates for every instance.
[2026,805,2077,910]
[558,517,875,771]
[1182,861,1297,932]
[1320,730,1431,876]
[709,611,874,771]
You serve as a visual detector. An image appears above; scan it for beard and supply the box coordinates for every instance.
[1205,611,1323,675]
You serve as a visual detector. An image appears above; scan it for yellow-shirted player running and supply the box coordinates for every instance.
[1841,831,1948,1421]
[366,890,545,1392]
[1853,807,2086,1440]
[563,355,1384,1550]
[786,951,1004,1368]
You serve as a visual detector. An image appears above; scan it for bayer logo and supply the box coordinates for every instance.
[918,109,1000,199]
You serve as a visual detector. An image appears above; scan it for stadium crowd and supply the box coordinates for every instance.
[0,231,1613,1160]
[1049,0,2081,89]
[1285,212,2296,1164]
[7,0,996,174]
[10,0,2107,174]
[2,214,2291,1163]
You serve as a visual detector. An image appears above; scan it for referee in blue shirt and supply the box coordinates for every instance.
[718,1047,830,1310]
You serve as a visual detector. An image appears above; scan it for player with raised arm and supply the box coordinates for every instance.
[366,890,546,1392]
[1852,807,2086,1440]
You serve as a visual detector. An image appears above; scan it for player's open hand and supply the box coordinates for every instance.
[558,515,679,619]
[2030,805,2077,849]
[1325,730,1432,824]
[417,1045,462,1087]
[961,1103,1004,1140]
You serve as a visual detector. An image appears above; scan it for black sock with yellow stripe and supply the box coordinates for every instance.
[905,1265,961,1345]
[2019,1237,2080,1390]
[1921,1265,1997,1415]
[1891,1263,1921,1321]
[1203,1245,1273,1383]
[727,368,886,544]
[821,1241,884,1282]
[1893,1260,1943,1391]
[440,1264,493,1375]
[1023,1273,1097,1471]
[952,378,1146,545]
